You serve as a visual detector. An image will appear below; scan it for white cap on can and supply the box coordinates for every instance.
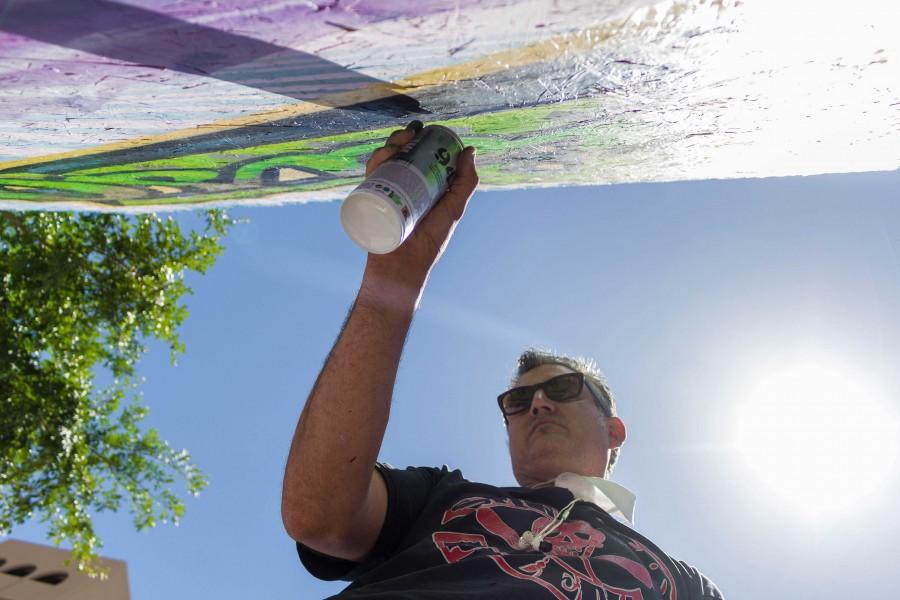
[340,188,404,254]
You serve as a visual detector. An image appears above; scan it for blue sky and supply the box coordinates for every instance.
[10,169,900,599]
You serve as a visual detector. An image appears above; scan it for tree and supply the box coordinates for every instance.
[0,210,235,576]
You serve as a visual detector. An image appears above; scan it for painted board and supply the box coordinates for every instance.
[1,0,897,211]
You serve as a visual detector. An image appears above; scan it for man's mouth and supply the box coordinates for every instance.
[530,419,565,436]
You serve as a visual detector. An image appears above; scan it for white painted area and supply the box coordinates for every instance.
[276,167,317,182]
[300,0,661,79]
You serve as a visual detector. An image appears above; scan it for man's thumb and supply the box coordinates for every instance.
[442,146,479,219]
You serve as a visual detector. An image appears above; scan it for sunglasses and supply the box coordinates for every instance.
[497,372,611,419]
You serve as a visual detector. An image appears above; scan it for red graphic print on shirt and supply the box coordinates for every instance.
[432,496,678,600]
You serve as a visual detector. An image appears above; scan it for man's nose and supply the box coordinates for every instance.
[530,389,556,415]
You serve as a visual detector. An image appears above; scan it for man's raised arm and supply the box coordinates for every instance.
[281,125,478,562]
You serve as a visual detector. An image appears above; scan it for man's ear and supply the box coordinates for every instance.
[606,417,626,449]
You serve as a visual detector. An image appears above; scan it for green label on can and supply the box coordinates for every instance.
[394,125,464,201]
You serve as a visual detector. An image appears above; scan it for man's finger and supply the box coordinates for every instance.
[369,145,397,162]
[365,124,423,176]
[440,146,479,221]
[384,120,423,148]
[365,145,401,176]
[384,128,415,148]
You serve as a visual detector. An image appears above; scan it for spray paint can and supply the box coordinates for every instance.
[341,124,464,254]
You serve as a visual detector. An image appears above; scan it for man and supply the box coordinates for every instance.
[281,122,724,599]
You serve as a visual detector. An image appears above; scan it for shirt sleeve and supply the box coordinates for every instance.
[676,560,725,599]
[296,463,457,582]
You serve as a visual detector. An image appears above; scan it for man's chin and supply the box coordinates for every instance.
[525,437,571,462]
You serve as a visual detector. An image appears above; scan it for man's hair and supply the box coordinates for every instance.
[511,347,621,476]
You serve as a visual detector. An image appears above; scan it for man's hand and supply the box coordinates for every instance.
[361,121,479,299]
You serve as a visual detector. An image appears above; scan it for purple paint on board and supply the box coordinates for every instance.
[0,0,435,112]
[0,0,500,52]
[0,0,500,75]
[0,0,519,156]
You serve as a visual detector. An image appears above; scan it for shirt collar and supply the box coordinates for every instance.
[534,472,637,525]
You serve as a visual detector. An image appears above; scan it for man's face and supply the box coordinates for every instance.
[505,364,626,487]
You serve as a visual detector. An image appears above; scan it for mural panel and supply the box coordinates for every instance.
[1,0,897,210]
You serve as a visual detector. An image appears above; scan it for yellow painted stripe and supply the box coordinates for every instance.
[0,18,629,171]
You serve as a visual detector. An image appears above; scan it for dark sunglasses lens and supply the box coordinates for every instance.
[501,389,532,414]
[544,373,581,401]
[500,373,583,415]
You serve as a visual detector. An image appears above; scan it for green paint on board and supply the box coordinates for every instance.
[66,170,220,186]
[115,177,361,205]
[0,98,621,205]
[0,178,110,195]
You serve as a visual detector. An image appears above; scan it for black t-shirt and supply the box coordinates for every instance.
[297,464,724,599]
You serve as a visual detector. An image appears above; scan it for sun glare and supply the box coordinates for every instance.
[736,362,898,516]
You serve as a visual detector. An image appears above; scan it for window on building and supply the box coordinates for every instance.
[33,571,69,585]
[3,565,36,577]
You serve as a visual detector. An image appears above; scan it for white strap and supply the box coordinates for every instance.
[517,498,578,551]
